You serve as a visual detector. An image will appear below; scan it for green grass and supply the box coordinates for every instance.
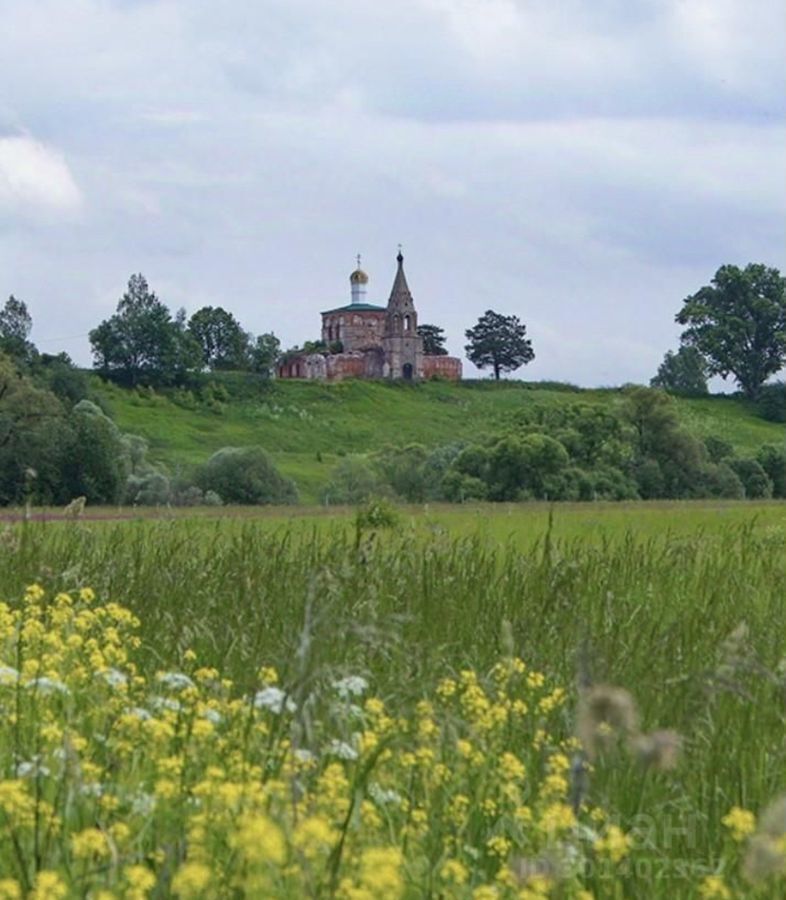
[3,502,786,894]
[94,379,784,503]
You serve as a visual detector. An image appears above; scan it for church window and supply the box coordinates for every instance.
[404,314,411,332]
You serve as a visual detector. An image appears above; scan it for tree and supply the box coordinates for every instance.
[417,324,448,356]
[0,296,36,364]
[195,446,297,505]
[188,306,250,370]
[251,332,281,378]
[0,353,67,504]
[464,310,534,380]
[61,401,131,504]
[650,346,708,395]
[89,274,200,385]
[675,263,786,399]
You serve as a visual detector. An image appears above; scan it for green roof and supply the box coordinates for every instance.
[321,302,386,315]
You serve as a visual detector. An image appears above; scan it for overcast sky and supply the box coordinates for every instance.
[1,0,784,386]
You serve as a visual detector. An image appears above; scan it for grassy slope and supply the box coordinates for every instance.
[96,378,784,503]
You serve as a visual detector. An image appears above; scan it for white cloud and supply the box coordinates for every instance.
[0,0,782,386]
[0,136,82,218]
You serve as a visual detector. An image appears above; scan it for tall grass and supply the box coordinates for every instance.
[2,513,786,893]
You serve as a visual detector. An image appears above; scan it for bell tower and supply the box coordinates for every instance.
[383,249,423,380]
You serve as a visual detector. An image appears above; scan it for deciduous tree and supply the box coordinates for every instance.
[188,306,250,370]
[650,346,708,395]
[464,310,534,380]
[89,274,200,385]
[676,263,786,399]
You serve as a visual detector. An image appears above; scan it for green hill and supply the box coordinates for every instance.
[94,377,784,504]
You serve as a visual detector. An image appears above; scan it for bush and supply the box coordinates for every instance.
[704,436,735,464]
[195,446,297,505]
[374,444,429,502]
[695,463,745,499]
[355,498,400,531]
[728,458,773,499]
[441,471,488,502]
[63,401,131,504]
[126,471,171,506]
[321,457,384,506]
[756,445,786,499]
[633,458,665,499]
[756,382,786,422]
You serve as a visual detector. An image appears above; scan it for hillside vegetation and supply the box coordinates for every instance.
[95,377,784,504]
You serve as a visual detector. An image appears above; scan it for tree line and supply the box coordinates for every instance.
[320,388,786,505]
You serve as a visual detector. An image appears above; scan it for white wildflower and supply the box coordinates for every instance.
[334,675,369,700]
[156,672,195,691]
[327,739,359,761]
[80,782,104,797]
[253,686,296,714]
[150,696,183,714]
[25,677,69,695]
[131,792,156,816]
[203,708,223,726]
[99,668,128,688]
[15,759,50,779]
[128,706,153,720]
[368,783,403,807]
[0,665,19,684]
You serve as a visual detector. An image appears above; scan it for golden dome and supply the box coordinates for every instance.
[350,268,369,285]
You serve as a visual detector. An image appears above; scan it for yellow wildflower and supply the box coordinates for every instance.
[72,827,111,860]
[722,806,756,842]
[698,875,732,899]
[440,859,469,885]
[594,825,631,863]
[171,862,212,898]
[0,880,21,900]
[28,872,67,900]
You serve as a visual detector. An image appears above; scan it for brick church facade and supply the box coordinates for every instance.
[277,252,462,382]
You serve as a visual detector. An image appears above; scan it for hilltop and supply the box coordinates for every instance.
[94,376,783,504]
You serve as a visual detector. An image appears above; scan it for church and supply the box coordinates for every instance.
[277,252,462,382]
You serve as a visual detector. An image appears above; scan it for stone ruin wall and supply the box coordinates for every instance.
[422,355,462,381]
[321,311,386,352]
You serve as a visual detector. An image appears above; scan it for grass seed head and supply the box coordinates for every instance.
[577,684,638,759]
[630,729,682,771]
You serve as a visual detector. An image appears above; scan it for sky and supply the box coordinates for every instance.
[0,0,784,386]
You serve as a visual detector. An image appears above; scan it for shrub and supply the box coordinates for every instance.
[355,497,401,531]
[757,382,786,422]
[756,445,786,498]
[63,401,131,504]
[728,458,773,499]
[321,457,384,505]
[126,471,171,506]
[195,447,297,505]
[441,470,488,502]
[704,436,735,464]
[695,462,745,499]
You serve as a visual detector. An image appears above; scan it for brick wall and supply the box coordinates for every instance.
[422,355,462,381]
[321,311,386,351]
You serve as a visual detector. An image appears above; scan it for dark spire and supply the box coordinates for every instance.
[388,246,412,307]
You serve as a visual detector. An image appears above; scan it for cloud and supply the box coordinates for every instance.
[0,0,782,386]
[0,136,82,219]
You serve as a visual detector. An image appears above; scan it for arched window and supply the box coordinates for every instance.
[404,314,411,332]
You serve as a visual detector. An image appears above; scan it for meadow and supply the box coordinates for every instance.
[1,501,786,897]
